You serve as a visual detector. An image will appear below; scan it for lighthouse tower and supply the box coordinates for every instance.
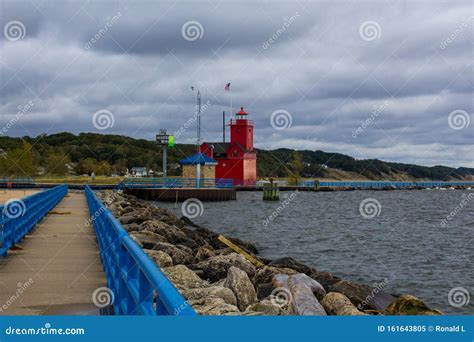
[200,107,257,186]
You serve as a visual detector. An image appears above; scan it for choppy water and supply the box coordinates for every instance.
[156,189,474,315]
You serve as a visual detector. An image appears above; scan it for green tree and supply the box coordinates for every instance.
[6,141,35,176]
[95,161,112,176]
[45,150,71,175]
[75,158,99,175]
[287,151,303,185]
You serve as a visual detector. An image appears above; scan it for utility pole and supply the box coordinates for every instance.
[196,90,201,188]
[223,111,225,143]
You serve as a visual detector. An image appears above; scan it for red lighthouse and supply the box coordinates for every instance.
[200,107,257,186]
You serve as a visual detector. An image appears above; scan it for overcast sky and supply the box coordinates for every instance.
[0,0,472,167]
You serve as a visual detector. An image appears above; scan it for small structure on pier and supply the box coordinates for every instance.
[179,152,218,179]
[263,178,279,200]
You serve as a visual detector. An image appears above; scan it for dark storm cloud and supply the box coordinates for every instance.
[0,0,472,167]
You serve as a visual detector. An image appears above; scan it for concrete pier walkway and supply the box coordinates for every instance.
[0,192,106,315]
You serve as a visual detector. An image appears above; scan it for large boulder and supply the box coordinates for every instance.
[139,220,197,247]
[310,271,342,291]
[385,295,442,315]
[224,266,257,311]
[188,297,240,315]
[162,265,208,291]
[152,242,194,265]
[290,273,326,300]
[182,286,237,306]
[246,299,285,315]
[268,257,316,275]
[145,249,173,268]
[256,282,274,300]
[287,274,326,315]
[321,292,367,315]
[271,273,326,316]
[253,266,298,285]
[122,223,140,232]
[194,246,216,263]
[329,280,396,311]
[129,231,167,249]
[194,253,256,282]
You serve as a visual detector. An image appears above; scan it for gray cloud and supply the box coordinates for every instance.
[0,0,472,167]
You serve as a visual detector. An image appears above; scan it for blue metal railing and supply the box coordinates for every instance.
[84,185,196,316]
[298,180,474,188]
[0,184,68,256]
[120,177,234,189]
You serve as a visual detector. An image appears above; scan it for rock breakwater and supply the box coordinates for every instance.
[96,190,441,316]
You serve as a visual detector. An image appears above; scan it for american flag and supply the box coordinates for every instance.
[224,82,231,91]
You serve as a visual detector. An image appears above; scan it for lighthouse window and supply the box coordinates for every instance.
[237,128,241,133]
[233,151,238,157]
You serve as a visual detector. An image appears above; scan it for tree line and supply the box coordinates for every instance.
[0,132,471,180]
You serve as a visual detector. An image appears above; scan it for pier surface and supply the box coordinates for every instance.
[0,193,106,315]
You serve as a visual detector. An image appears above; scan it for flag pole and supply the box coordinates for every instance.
[229,80,232,119]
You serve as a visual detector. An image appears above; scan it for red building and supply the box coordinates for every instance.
[200,107,256,186]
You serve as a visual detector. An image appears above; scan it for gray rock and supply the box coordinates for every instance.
[256,282,274,300]
[290,273,326,300]
[321,292,367,316]
[188,297,240,315]
[224,266,257,311]
[182,286,237,306]
[145,249,173,268]
[329,280,396,311]
[153,242,194,265]
[194,253,256,282]
[129,231,167,249]
[268,257,316,275]
[246,299,284,315]
[310,271,342,291]
[253,266,298,285]
[162,265,208,291]
[193,246,215,263]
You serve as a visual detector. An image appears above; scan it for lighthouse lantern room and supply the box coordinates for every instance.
[200,107,257,186]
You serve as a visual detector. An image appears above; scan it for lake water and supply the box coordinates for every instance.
[156,189,473,315]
